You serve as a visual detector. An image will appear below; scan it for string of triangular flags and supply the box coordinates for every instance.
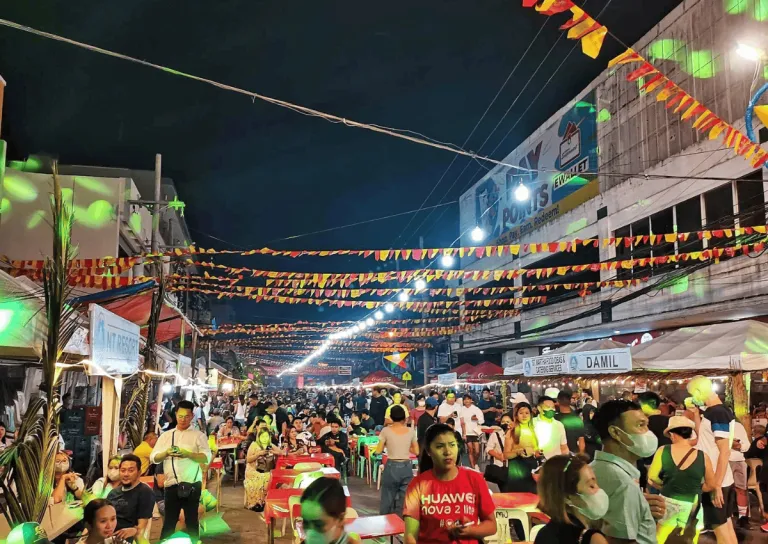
[521,0,607,58]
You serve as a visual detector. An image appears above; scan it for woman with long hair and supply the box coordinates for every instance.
[282,427,308,454]
[243,429,281,511]
[535,455,609,544]
[502,402,540,493]
[90,456,122,498]
[404,423,496,543]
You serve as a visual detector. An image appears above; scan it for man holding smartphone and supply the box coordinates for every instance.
[438,391,462,436]
[150,400,212,543]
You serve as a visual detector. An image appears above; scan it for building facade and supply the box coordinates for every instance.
[455,0,768,360]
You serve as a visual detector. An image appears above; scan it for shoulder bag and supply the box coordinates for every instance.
[171,431,201,499]
[483,431,508,487]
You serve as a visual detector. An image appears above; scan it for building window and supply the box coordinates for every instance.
[736,171,766,228]
[704,184,734,248]
[676,196,704,256]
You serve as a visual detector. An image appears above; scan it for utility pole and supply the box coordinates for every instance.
[420,236,430,386]
[151,154,162,259]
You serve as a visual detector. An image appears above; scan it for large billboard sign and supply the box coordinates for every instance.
[462,91,599,245]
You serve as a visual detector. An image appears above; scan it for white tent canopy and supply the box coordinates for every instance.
[631,320,768,371]
[505,338,628,375]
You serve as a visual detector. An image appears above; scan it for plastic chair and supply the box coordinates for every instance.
[294,462,322,473]
[530,523,545,541]
[289,495,302,544]
[233,459,246,485]
[488,508,530,543]
[747,458,765,518]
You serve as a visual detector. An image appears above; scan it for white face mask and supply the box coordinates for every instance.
[570,488,609,520]
[55,461,70,473]
[614,427,658,458]
[108,468,120,481]
[417,400,426,407]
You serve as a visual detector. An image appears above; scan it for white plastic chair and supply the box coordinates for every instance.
[292,470,324,489]
[294,462,322,473]
[530,523,545,541]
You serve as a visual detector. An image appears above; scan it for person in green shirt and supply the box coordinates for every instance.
[384,391,409,426]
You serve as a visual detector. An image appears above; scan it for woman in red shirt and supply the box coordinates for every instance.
[404,423,497,543]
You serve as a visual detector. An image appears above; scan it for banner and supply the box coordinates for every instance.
[89,304,140,375]
[523,354,568,377]
[438,372,458,386]
[567,348,632,374]
[462,90,599,247]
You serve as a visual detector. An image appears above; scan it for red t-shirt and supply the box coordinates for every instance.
[403,467,496,543]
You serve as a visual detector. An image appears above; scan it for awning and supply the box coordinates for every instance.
[452,363,476,379]
[631,320,768,371]
[464,361,503,382]
[69,280,199,343]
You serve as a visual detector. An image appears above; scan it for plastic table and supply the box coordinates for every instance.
[296,514,404,543]
[275,453,335,469]
[264,487,351,544]
[492,492,539,510]
[268,466,340,490]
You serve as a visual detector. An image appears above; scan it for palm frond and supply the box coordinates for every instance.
[120,375,150,449]
[0,164,81,525]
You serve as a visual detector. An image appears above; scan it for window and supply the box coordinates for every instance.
[704,184,734,248]
[736,171,766,228]
[676,196,704,255]
[651,208,675,258]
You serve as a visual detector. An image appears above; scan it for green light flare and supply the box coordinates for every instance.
[597,108,612,123]
[764,65,768,80]
[73,200,115,228]
[532,317,550,328]
[23,156,43,172]
[648,39,686,62]
[694,280,707,299]
[669,276,689,295]
[725,0,748,13]
[129,211,142,233]
[26,209,47,229]
[0,198,10,215]
[574,100,596,113]
[163,532,194,544]
[74,176,113,196]
[0,298,36,345]
[0,309,11,333]
[686,51,716,79]
[757,0,768,21]
[566,217,588,235]
[3,174,39,202]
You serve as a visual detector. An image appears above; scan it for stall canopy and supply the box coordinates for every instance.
[69,280,199,343]
[452,363,476,379]
[465,361,503,382]
[631,320,768,371]
[362,370,403,386]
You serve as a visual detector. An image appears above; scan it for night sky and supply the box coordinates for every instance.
[0,0,682,325]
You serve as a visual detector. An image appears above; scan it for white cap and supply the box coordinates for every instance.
[544,387,560,399]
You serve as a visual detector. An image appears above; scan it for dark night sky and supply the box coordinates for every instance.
[0,0,682,325]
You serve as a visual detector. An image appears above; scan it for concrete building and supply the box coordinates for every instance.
[454,0,768,362]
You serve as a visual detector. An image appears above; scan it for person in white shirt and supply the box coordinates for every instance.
[532,396,568,459]
[233,396,247,425]
[459,394,485,469]
[437,390,462,435]
[150,400,212,543]
[729,420,750,525]
[487,413,513,468]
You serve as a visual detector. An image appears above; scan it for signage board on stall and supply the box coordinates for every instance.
[568,348,632,373]
[338,366,352,376]
[438,372,457,386]
[89,304,140,375]
[523,354,567,377]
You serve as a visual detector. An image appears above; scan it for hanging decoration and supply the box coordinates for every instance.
[610,48,768,169]
[745,82,768,163]
[521,0,607,58]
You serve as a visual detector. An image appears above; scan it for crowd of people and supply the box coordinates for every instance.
[20,373,768,544]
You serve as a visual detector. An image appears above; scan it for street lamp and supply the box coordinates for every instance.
[441,254,455,267]
[471,226,485,242]
[415,279,427,290]
[385,302,395,313]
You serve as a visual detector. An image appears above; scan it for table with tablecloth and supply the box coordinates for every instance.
[268,466,341,490]
[274,453,336,469]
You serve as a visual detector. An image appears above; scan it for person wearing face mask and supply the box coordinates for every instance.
[685,375,738,544]
[533,396,568,460]
[591,399,666,544]
[410,394,427,426]
[647,417,717,544]
[53,451,85,504]
[535,454,609,544]
[503,402,541,493]
[91,456,122,498]
[300,477,361,544]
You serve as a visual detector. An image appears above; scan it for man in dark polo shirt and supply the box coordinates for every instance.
[417,397,439,447]
[107,453,156,541]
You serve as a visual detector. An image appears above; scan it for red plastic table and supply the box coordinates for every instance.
[296,514,405,543]
[264,487,351,544]
[493,492,549,524]
[268,466,341,490]
[274,453,336,469]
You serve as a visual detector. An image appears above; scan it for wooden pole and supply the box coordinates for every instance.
[0,75,6,137]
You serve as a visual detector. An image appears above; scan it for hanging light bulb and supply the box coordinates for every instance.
[162,382,173,394]
[471,226,485,242]
[374,310,384,320]
[384,303,395,313]
[398,292,410,302]
[441,254,455,267]
[366,317,375,326]
[358,321,368,331]
[415,279,427,290]
[514,181,530,202]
